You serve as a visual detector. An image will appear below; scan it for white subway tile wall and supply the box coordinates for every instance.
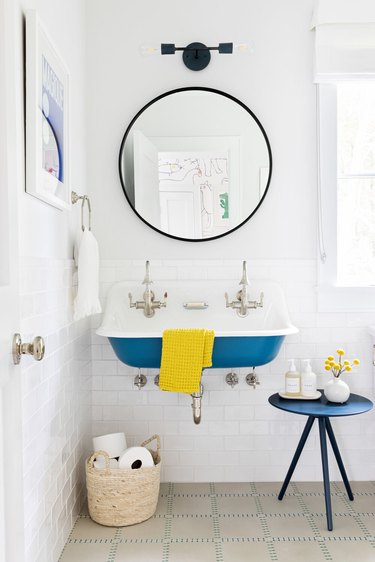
[20,258,92,562]
[93,259,375,483]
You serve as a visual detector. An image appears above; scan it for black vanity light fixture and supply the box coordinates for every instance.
[162,42,232,71]
[141,42,252,71]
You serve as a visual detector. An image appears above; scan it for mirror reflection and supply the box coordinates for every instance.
[119,88,272,241]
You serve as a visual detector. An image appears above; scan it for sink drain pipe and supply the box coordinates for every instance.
[191,384,204,424]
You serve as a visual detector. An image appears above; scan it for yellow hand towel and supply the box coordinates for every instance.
[159,329,215,394]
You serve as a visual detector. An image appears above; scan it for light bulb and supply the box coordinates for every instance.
[234,41,255,54]
[140,44,161,57]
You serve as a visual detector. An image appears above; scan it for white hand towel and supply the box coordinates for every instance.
[73,228,102,321]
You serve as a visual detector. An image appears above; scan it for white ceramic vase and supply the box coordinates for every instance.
[324,377,350,403]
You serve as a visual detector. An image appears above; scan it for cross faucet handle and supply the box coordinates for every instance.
[224,292,233,308]
[160,292,168,308]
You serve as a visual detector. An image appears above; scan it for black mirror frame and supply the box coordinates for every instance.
[118,86,272,242]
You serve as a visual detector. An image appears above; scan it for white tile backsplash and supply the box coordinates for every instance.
[20,258,91,562]
[93,259,375,484]
[22,255,374,558]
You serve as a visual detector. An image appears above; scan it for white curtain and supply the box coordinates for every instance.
[311,0,375,81]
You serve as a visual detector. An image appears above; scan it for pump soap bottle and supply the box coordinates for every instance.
[285,359,301,396]
[301,359,317,397]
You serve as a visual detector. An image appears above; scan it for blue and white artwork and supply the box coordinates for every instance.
[41,55,64,183]
[26,10,70,209]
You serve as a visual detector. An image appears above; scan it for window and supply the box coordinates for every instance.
[312,0,375,310]
[318,82,375,311]
[337,82,375,286]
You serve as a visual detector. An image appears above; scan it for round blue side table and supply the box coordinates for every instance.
[268,392,373,531]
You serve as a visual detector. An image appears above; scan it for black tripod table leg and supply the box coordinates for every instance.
[325,417,354,501]
[278,416,315,501]
[319,417,333,531]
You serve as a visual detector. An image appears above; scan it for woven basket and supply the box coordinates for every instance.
[86,434,161,527]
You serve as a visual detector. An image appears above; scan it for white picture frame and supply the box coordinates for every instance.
[25,10,70,210]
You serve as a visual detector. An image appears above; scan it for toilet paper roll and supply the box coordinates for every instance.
[118,446,154,469]
[92,432,127,459]
[94,457,119,470]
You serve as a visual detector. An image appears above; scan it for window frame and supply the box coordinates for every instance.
[317,83,375,312]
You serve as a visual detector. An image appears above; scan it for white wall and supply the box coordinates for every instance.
[86,0,316,260]
[12,1,91,560]
[87,0,374,484]
[18,0,87,260]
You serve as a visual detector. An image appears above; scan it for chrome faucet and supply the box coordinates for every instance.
[128,261,167,318]
[225,261,264,317]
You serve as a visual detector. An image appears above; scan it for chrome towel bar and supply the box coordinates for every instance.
[71,190,92,231]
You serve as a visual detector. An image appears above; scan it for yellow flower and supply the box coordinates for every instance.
[324,349,360,376]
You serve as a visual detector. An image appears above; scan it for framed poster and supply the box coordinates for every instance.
[25,10,70,210]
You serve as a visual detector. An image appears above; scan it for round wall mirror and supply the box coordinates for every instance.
[119,87,272,242]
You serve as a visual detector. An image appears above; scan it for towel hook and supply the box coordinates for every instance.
[71,191,92,231]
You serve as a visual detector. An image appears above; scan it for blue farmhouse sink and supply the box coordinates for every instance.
[97,280,297,369]
[108,334,285,369]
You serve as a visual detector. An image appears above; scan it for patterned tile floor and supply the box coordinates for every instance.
[59,481,375,562]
